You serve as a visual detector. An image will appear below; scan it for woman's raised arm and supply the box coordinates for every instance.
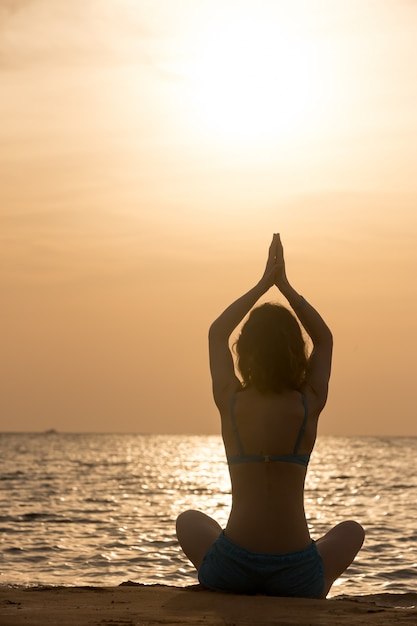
[274,234,333,410]
[208,235,278,407]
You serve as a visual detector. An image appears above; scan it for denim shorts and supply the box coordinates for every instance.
[198,531,324,598]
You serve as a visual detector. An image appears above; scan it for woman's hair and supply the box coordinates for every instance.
[235,303,308,393]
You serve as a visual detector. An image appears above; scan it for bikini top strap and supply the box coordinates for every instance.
[293,393,309,454]
[230,394,244,456]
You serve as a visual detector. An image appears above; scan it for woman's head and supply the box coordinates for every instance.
[235,303,307,393]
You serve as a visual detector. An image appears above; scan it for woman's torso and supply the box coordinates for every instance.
[220,387,318,554]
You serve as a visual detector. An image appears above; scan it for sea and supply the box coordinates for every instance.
[1,433,416,607]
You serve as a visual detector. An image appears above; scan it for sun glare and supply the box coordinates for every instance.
[177,12,324,144]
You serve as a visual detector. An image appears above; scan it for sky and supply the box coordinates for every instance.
[1,0,416,436]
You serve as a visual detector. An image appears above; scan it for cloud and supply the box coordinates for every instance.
[0,0,35,19]
[0,0,156,70]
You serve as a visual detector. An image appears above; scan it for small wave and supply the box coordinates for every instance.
[380,568,417,581]
[3,547,25,554]
[329,475,352,480]
[6,512,108,525]
[386,484,416,490]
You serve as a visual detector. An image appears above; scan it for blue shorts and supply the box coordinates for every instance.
[198,531,324,598]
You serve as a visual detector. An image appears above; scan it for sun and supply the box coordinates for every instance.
[177,11,323,144]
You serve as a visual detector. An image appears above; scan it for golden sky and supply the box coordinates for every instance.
[1,0,416,435]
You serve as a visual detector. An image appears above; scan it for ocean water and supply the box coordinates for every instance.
[1,433,416,603]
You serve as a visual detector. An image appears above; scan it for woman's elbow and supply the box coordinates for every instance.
[313,328,333,351]
[208,322,217,342]
[208,319,227,341]
[323,326,333,347]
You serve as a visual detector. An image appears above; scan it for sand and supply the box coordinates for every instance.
[0,583,415,626]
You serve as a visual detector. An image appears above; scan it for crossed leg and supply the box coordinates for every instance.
[176,509,221,570]
[176,511,365,598]
[316,520,365,598]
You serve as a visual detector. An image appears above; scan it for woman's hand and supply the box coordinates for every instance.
[273,233,289,290]
[259,233,288,291]
[259,233,279,290]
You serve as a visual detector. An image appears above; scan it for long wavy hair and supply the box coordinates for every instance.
[235,303,308,393]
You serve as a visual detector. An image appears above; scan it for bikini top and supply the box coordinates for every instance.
[226,393,310,468]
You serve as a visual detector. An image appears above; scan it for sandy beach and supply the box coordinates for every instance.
[0,583,415,626]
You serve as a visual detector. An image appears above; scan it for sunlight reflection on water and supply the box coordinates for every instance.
[1,433,416,598]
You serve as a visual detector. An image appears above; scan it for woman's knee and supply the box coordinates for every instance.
[176,510,201,537]
[176,510,221,542]
[337,520,365,549]
[176,509,197,525]
[175,510,221,570]
[316,519,365,596]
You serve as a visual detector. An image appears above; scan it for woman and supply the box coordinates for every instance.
[176,234,364,598]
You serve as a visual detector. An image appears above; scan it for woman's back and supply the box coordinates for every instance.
[221,388,317,553]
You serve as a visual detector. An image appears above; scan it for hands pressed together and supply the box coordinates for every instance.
[260,233,288,292]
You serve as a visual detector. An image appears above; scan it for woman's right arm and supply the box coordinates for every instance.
[274,235,333,411]
[209,235,279,409]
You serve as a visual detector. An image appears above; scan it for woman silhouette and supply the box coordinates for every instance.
[176,234,364,598]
